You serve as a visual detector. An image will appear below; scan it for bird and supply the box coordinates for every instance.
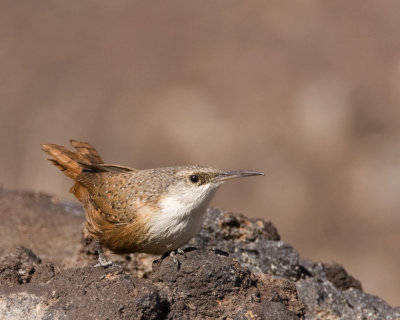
[41,140,264,267]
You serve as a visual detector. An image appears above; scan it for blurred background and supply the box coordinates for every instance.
[1,0,399,305]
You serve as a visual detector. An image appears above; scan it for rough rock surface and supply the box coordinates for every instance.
[0,188,399,319]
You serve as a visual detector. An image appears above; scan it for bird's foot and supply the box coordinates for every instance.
[94,257,114,268]
[169,251,180,270]
[177,248,187,259]
[152,248,186,270]
[170,248,187,270]
[94,240,114,268]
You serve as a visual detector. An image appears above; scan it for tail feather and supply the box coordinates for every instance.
[41,140,104,180]
[41,144,81,179]
[70,139,104,164]
[42,140,105,202]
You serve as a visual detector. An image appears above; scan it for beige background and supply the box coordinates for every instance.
[1,1,399,305]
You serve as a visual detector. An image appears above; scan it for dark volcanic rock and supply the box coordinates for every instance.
[0,189,399,319]
[0,247,300,320]
[189,209,301,280]
[0,246,58,285]
[1,262,169,319]
[296,259,398,320]
[151,249,301,319]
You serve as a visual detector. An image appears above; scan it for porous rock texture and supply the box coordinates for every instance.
[0,188,398,319]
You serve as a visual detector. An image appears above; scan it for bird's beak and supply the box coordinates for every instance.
[212,170,264,183]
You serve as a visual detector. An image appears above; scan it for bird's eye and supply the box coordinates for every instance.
[189,175,199,183]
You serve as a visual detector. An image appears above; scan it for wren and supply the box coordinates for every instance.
[41,140,264,267]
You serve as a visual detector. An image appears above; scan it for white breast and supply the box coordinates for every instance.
[143,185,218,253]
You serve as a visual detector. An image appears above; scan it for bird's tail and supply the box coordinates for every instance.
[41,140,104,180]
[41,140,104,201]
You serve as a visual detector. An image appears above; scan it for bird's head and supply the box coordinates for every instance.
[163,166,264,211]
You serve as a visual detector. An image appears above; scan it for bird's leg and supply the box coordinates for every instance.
[153,249,186,270]
[169,248,187,269]
[152,252,168,268]
[169,251,180,270]
[94,240,113,268]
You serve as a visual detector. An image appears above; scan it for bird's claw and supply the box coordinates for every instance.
[153,249,186,270]
[177,248,187,259]
[94,260,114,268]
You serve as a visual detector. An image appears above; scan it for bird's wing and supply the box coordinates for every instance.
[78,162,137,173]
[77,171,139,224]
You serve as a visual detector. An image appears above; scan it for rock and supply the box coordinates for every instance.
[0,262,169,320]
[296,259,398,320]
[0,247,300,320]
[0,188,399,319]
[0,246,57,286]
[151,249,301,319]
[189,209,301,280]
[0,188,84,267]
